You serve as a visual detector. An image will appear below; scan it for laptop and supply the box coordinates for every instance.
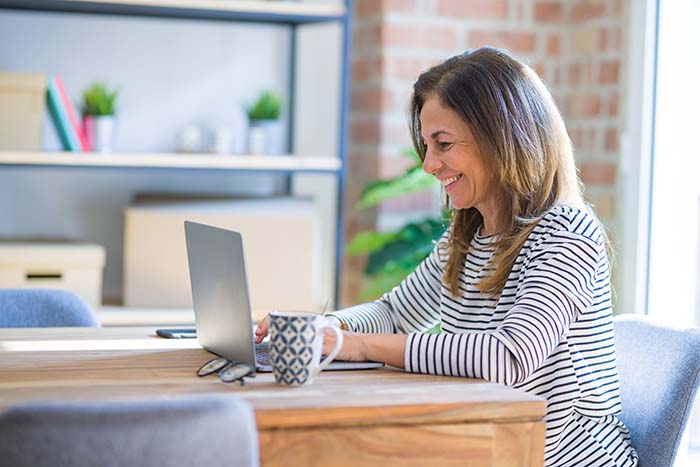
[183,220,384,373]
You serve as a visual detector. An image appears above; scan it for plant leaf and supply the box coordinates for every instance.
[356,167,437,210]
[346,230,400,255]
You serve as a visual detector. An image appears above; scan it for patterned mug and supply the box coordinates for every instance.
[268,311,344,386]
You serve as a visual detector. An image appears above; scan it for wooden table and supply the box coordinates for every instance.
[0,327,546,467]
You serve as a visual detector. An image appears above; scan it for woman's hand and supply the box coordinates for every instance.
[322,329,367,362]
[254,314,270,344]
[255,314,342,344]
[323,332,408,368]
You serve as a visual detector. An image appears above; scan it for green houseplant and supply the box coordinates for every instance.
[347,149,449,302]
[247,91,283,155]
[81,81,119,153]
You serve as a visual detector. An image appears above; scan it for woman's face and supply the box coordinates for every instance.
[420,95,498,214]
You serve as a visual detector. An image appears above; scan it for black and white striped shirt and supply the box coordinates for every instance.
[332,206,638,467]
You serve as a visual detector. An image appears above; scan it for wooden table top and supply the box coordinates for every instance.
[0,327,546,430]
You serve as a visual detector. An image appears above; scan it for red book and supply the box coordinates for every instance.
[54,76,89,151]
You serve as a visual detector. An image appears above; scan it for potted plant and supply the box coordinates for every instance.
[247,90,283,155]
[346,148,447,333]
[81,81,118,153]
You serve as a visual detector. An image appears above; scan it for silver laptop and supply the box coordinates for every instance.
[184,220,383,373]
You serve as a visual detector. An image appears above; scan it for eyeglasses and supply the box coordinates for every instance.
[197,357,252,386]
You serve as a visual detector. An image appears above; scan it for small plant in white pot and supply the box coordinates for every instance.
[247,90,283,155]
[81,81,118,153]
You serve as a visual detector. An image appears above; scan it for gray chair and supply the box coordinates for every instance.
[614,315,700,467]
[0,395,259,467]
[0,288,99,327]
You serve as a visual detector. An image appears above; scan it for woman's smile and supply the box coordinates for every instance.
[440,174,463,192]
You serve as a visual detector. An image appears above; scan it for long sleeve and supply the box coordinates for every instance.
[329,235,446,334]
[405,230,601,386]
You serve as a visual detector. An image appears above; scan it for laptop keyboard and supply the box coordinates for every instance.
[255,342,271,367]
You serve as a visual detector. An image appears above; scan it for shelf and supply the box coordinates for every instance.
[0,151,341,173]
[0,0,346,24]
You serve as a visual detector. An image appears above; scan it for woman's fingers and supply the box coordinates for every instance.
[254,315,270,343]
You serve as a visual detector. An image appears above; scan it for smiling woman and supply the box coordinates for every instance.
[256,47,638,467]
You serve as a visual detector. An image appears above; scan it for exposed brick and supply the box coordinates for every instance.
[546,33,560,56]
[351,87,394,112]
[381,56,432,81]
[604,128,619,152]
[570,126,598,152]
[611,0,624,16]
[572,28,597,53]
[553,65,562,86]
[355,0,382,17]
[600,60,620,84]
[383,0,417,14]
[437,0,508,19]
[588,192,615,219]
[469,30,537,54]
[568,63,581,86]
[598,28,609,51]
[353,23,381,50]
[579,161,617,186]
[566,61,596,86]
[613,27,623,50]
[534,1,563,22]
[382,23,459,49]
[572,0,605,22]
[607,92,619,117]
[383,123,412,146]
[351,120,381,144]
[569,94,602,117]
[533,62,546,77]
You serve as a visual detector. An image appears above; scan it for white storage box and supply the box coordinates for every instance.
[0,72,45,151]
[0,241,106,307]
[123,197,322,321]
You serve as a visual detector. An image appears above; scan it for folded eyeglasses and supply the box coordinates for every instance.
[197,357,253,386]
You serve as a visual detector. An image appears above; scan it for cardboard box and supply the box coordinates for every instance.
[123,197,322,321]
[0,72,45,151]
[0,241,106,307]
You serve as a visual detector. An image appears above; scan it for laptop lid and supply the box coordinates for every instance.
[185,220,384,373]
[184,221,258,371]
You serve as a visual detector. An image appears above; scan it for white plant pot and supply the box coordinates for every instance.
[83,115,117,153]
[248,119,284,155]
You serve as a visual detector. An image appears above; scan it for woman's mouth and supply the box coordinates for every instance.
[440,174,462,192]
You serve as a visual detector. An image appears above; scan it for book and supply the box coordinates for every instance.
[54,76,88,151]
[46,75,82,152]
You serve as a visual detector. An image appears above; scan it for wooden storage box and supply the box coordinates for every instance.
[0,72,46,151]
[0,241,106,307]
[123,197,322,321]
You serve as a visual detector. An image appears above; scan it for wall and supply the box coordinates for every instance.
[0,10,330,304]
[342,0,626,306]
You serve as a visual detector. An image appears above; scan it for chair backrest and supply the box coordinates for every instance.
[0,395,259,467]
[0,288,99,327]
[614,315,700,467]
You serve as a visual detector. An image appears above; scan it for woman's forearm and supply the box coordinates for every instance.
[361,334,408,369]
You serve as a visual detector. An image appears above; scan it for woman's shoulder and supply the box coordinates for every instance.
[528,204,605,247]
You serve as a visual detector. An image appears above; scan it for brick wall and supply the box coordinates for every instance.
[341,0,626,305]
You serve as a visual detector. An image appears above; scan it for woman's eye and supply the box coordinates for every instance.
[437,142,454,151]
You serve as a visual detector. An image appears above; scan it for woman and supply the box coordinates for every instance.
[256,47,637,467]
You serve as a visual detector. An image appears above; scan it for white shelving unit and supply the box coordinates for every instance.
[0,151,341,172]
[0,0,352,306]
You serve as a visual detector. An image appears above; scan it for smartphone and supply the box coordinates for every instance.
[156,328,197,339]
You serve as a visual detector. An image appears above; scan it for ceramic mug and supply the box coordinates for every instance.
[268,311,343,386]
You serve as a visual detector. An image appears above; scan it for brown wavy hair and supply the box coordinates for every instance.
[409,47,586,297]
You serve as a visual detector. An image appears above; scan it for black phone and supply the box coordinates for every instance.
[156,328,197,339]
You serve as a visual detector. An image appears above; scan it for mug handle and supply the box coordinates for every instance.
[313,323,344,376]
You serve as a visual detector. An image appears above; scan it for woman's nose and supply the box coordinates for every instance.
[422,148,441,175]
